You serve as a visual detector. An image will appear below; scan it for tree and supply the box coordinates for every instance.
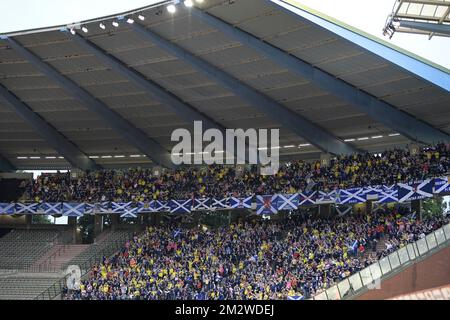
[422,197,445,219]
[32,215,53,224]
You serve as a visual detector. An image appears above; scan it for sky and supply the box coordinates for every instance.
[0,0,449,69]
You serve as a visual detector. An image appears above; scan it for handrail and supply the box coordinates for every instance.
[312,222,450,300]
[35,237,128,300]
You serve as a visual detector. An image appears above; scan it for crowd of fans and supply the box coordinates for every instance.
[63,209,449,300]
[25,144,449,203]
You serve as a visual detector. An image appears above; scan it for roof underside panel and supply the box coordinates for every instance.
[0,0,448,169]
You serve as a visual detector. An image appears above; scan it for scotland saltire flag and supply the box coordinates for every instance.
[211,198,229,210]
[15,202,39,214]
[377,185,398,204]
[98,202,111,213]
[41,203,62,215]
[111,202,133,214]
[336,206,352,216]
[84,203,97,215]
[169,199,192,214]
[151,200,170,213]
[192,198,211,211]
[120,206,139,218]
[338,187,365,205]
[397,179,433,203]
[363,186,382,201]
[316,190,337,204]
[229,196,253,209]
[256,195,278,215]
[62,203,85,217]
[277,194,299,211]
[299,191,316,206]
[433,177,450,194]
[287,296,304,300]
[0,203,15,215]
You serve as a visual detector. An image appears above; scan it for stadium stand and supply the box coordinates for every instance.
[0,229,59,270]
[62,209,448,300]
[23,144,449,202]
[0,0,449,303]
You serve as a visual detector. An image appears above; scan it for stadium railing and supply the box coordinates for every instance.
[312,222,450,300]
[34,239,124,300]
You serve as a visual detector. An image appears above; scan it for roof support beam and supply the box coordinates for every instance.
[0,84,99,171]
[2,37,175,169]
[68,32,222,132]
[399,20,450,36]
[129,22,357,155]
[0,153,15,172]
[191,5,450,144]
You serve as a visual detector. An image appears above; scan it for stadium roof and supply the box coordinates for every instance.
[384,0,450,38]
[0,0,449,170]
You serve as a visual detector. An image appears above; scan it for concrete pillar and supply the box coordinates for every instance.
[25,215,32,229]
[318,204,331,217]
[411,200,422,220]
[366,201,373,215]
[67,217,77,244]
[94,215,103,237]
[110,214,119,231]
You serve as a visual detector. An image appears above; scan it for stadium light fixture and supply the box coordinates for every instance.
[69,28,76,35]
[45,156,57,159]
[99,23,106,30]
[29,156,41,159]
[127,18,135,24]
[101,155,112,159]
[112,21,119,27]
[184,0,194,7]
[167,4,177,14]
[299,144,311,147]
[81,26,88,33]
[130,155,142,158]
[138,15,145,21]
[344,139,356,142]
[284,145,295,148]
[357,137,369,141]
[389,133,401,137]
[114,155,126,158]
[371,135,383,139]
[89,156,100,159]
[17,156,28,160]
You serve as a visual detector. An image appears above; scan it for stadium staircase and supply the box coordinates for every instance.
[29,245,90,273]
[35,229,136,300]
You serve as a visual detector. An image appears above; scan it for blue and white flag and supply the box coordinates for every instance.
[377,185,398,204]
[120,206,139,218]
[62,203,85,217]
[41,203,62,215]
[299,191,316,206]
[98,202,110,213]
[151,200,170,212]
[316,190,337,204]
[338,187,365,205]
[433,177,450,194]
[192,198,211,211]
[84,203,97,215]
[229,196,253,209]
[397,179,433,203]
[169,199,192,214]
[111,202,133,214]
[0,203,15,215]
[277,194,299,211]
[336,206,352,217]
[211,198,229,210]
[363,186,382,201]
[287,295,304,300]
[15,202,39,214]
[256,195,278,215]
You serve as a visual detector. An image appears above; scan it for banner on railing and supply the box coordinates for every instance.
[397,179,433,203]
[433,177,450,194]
[2,176,448,216]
